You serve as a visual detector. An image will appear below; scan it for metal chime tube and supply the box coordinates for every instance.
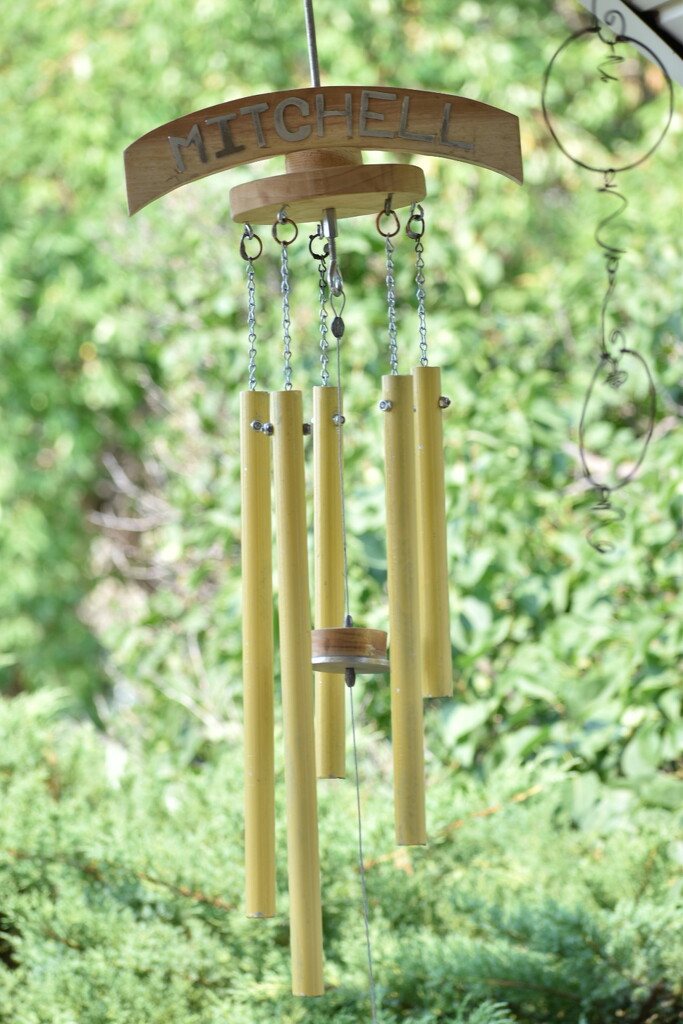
[271,388,324,996]
[382,373,426,846]
[240,390,276,919]
[412,365,453,698]
[313,385,346,779]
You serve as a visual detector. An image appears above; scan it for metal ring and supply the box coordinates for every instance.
[309,231,329,261]
[240,232,263,262]
[406,203,425,240]
[541,26,674,175]
[376,208,400,238]
[272,216,299,246]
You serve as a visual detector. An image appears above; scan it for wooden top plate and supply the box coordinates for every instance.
[124,86,523,215]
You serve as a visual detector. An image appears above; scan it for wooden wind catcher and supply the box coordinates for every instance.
[125,24,522,1000]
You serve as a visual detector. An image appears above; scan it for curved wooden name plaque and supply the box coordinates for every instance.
[124,86,523,216]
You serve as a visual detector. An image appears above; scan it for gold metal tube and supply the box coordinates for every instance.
[382,374,426,846]
[271,389,324,997]
[313,385,346,779]
[240,390,276,919]
[412,366,453,698]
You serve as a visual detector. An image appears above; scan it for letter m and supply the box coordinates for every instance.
[168,123,207,173]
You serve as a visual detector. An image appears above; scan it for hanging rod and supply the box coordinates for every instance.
[303,0,321,88]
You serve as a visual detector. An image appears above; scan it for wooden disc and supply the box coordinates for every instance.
[230,162,425,225]
[284,148,364,172]
[311,627,390,674]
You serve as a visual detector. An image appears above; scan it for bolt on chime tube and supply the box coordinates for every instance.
[313,385,346,779]
[382,373,427,846]
[240,390,276,919]
[271,388,325,996]
[412,365,453,698]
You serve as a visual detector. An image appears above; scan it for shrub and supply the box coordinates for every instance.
[1,694,681,1023]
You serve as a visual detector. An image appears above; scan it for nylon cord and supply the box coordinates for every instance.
[332,277,377,1019]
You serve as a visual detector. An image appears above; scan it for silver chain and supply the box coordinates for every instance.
[309,227,331,385]
[281,244,292,389]
[240,224,263,390]
[377,200,401,375]
[407,203,428,366]
[318,256,330,385]
[415,239,427,365]
[272,209,298,391]
[246,259,258,389]
[385,234,399,375]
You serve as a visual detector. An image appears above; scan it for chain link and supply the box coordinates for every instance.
[415,238,427,365]
[385,233,399,375]
[318,258,330,385]
[310,230,331,386]
[407,203,428,366]
[280,242,293,390]
[240,224,262,390]
[377,200,401,374]
[272,209,298,391]
[246,259,258,389]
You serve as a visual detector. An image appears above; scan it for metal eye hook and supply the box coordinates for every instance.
[406,202,425,240]
[329,260,343,297]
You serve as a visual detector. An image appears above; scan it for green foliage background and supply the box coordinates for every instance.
[1,0,682,1020]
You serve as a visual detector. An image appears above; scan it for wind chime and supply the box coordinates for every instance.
[125,0,522,1000]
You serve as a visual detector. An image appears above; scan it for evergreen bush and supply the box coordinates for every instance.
[1,694,681,1023]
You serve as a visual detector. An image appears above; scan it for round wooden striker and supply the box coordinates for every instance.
[230,148,426,225]
[312,627,390,674]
